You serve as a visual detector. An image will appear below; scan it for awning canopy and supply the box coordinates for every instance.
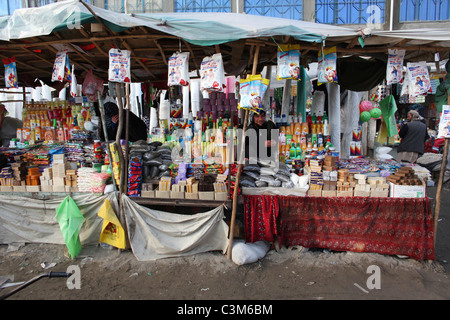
[0,0,449,88]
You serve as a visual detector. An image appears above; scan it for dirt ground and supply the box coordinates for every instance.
[1,183,449,304]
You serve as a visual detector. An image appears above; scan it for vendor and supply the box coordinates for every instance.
[244,109,277,163]
[397,109,429,164]
[98,101,147,142]
[0,105,22,147]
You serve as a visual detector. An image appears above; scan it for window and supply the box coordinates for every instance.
[174,0,231,12]
[315,0,385,25]
[244,0,303,20]
[400,0,450,21]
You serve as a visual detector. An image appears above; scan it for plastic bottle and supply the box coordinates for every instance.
[323,112,329,136]
[318,132,323,147]
[301,122,309,135]
[290,141,296,159]
[296,143,302,160]
[29,128,35,145]
[57,126,65,142]
[35,126,41,141]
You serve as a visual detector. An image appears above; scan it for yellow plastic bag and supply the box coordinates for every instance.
[98,199,126,249]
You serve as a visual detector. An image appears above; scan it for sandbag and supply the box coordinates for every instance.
[231,240,270,265]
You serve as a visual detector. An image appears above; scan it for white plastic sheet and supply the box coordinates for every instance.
[0,192,229,261]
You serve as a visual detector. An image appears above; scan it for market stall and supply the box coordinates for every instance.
[0,1,449,262]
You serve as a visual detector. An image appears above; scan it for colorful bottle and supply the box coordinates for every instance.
[296,143,302,160]
[290,142,296,159]
[323,112,329,136]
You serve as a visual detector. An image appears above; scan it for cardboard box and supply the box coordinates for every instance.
[337,190,353,197]
[388,182,425,198]
[0,186,13,192]
[214,192,228,201]
[52,185,66,193]
[41,185,53,193]
[141,190,155,198]
[155,190,170,198]
[307,189,322,197]
[198,191,215,200]
[13,186,27,192]
[170,191,185,199]
[370,190,389,198]
[321,190,336,197]
[353,190,371,197]
[185,192,199,200]
[26,186,41,192]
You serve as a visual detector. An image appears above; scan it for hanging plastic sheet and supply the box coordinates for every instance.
[121,196,229,261]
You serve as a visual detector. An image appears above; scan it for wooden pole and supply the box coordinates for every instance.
[125,84,131,194]
[227,45,261,259]
[434,138,449,245]
[97,92,117,191]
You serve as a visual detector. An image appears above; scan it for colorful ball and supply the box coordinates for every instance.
[360,111,371,122]
[370,107,382,119]
[359,100,373,113]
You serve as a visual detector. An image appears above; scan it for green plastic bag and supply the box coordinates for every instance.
[55,196,85,259]
[378,95,398,137]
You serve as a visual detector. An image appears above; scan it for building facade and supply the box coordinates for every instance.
[1,1,449,30]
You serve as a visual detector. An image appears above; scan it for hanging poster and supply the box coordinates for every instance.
[437,105,450,138]
[405,61,431,97]
[3,57,18,88]
[51,51,68,82]
[386,49,405,85]
[168,51,190,86]
[108,49,131,83]
[318,47,338,85]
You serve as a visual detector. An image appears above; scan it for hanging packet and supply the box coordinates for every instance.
[200,53,226,92]
[168,51,190,86]
[64,54,72,82]
[70,64,77,97]
[52,50,68,82]
[238,74,270,114]
[405,61,431,97]
[318,47,338,85]
[386,49,405,85]
[108,49,131,83]
[276,44,301,81]
[3,57,18,88]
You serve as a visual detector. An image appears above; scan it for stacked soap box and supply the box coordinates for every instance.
[353,173,371,197]
[368,177,389,197]
[52,154,70,193]
[40,167,53,192]
[185,177,199,199]
[322,156,338,197]
[336,169,354,197]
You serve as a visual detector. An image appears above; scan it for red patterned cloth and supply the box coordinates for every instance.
[243,194,280,245]
[243,195,435,261]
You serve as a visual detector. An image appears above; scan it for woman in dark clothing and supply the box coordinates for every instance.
[397,110,429,163]
[98,102,148,142]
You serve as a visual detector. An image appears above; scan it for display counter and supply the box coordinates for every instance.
[243,194,435,261]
